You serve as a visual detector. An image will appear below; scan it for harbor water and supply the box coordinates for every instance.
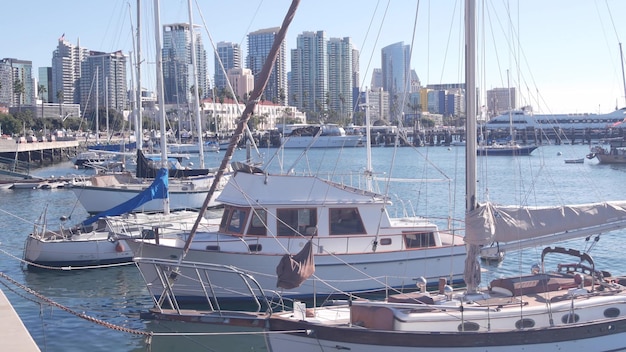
[1,143,626,351]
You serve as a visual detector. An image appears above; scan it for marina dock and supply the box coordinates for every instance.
[0,289,40,351]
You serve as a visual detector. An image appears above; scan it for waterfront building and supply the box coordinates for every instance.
[247,27,288,105]
[487,87,516,117]
[51,35,89,105]
[290,30,328,115]
[226,67,254,101]
[79,51,128,113]
[215,42,242,93]
[38,67,53,103]
[162,23,208,105]
[327,37,353,122]
[0,58,35,108]
[381,41,411,121]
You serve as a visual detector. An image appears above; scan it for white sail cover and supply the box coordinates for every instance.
[465,201,626,246]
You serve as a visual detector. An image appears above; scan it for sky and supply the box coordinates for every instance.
[2,0,626,114]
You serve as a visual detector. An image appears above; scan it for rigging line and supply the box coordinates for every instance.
[354,0,388,111]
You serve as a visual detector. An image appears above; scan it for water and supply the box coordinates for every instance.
[1,143,626,351]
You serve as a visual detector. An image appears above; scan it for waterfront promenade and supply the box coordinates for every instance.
[0,289,40,351]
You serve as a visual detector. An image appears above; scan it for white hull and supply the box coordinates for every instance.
[281,135,362,148]
[72,176,224,213]
[24,233,133,267]
[24,211,219,268]
[129,237,466,299]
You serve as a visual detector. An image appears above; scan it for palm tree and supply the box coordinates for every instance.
[56,90,64,117]
[38,84,47,118]
[13,79,25,112]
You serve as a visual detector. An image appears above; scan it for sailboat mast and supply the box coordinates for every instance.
[153,0,169,214]
[187,0,205,168]
[136,0,143,151]
[464,0,481,294]
[616,43,626,109]
[95,70,99,145]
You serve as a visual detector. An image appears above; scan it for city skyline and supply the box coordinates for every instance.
[1,1,626,114]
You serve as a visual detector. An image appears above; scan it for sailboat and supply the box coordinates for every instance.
[134,1,626,350]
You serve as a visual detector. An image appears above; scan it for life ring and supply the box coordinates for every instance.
[115,241,125,253]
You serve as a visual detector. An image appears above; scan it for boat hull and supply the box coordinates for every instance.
[267,316,626,352]
[128,239,466,301]
[24,235,133,268]
[477,145,538,156]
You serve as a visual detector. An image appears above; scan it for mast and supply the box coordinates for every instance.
[616,43,626,109]
[95,69,99,145]
[136,0,143,151]
[181,0,301,258]
[464,0,481,294]
[187,0,205,167]
[154,0,169,214]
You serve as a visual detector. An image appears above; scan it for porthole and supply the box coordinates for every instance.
[561,313,579,324]
[205,245,220,251]
[604,308,620,318]
[515,318,535,329]
[457,322,480,331]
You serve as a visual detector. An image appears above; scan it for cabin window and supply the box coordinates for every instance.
[277,208,317,236]
[329,208,366,235]
[246,209,267,236]
[404,232,436,248]
[457,322,480,331]
[219,207,249,234]
[604,308,620,318]
[515,318,535,329]
[561,313,580,324]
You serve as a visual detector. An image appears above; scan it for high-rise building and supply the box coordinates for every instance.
[370,68,383,90]
[381,42,411,121]
[487,87,516,117]
[215,42,241,93]
[51,35,89,104]
[162,23,208,105]
[0,58,35,107]
[38,67,53,103]
[327,37,353,120]
[79,50,128,113]
[247,27,288,105]
[290,30,328,114]
[226,67,254,101]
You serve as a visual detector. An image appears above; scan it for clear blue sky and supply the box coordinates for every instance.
[2,0,626,114]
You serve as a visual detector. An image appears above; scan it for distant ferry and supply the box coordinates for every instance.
[279,123,362,148]
[484,106,626,131]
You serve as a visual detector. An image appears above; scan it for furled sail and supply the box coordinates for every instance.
[465,201,626,246]
[81,168,169,226]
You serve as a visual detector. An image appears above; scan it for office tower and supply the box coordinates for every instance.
[38,67,53,103]
[51,35,89,104]
[290,30,328,114]
[162,23,208,105]
[381,42,411,121]
[0,58,35,107]
[327,37,353,120]
[215,42,241,93]
[247,27,287,105]
[79,50,128,113]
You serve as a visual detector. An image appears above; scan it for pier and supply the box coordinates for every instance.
[0,289,40,351]
[0,138,80,178]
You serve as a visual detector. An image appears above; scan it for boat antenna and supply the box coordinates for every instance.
[181,0,301,259]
